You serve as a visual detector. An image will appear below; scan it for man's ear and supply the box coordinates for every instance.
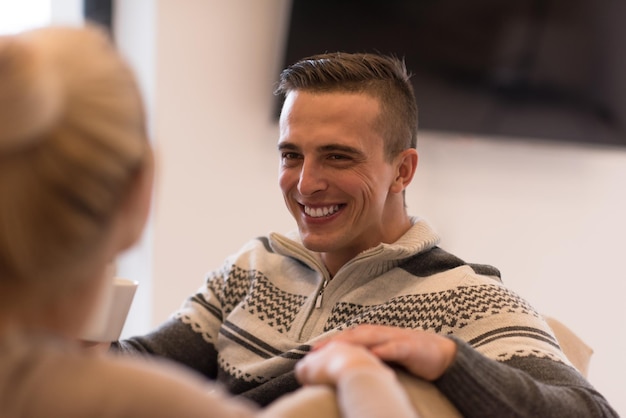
[390,148,418,194]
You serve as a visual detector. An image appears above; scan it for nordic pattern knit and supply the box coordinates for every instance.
[115,218,617,417]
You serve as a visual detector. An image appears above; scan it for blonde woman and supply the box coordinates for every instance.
[0,25,418,418]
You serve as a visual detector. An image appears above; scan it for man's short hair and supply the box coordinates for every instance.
[275,52,418,160]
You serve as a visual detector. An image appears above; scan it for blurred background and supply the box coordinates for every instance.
[281,0,626,147]
[3,0,624,415]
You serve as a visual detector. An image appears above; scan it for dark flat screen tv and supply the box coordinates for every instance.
[279,0,626,147]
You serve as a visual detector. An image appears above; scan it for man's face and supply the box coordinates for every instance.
[278,91,406,272]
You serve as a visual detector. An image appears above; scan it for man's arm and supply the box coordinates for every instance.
[111,316,220,379]
[317,325,618,417]
[436,338,618,417]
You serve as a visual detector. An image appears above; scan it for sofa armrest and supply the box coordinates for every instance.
[543,316,593,377]
[259,370,461,418]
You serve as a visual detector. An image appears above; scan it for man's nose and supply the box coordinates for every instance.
[298,161,327,196]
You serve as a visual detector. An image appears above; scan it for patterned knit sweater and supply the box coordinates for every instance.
[115,218,617,417]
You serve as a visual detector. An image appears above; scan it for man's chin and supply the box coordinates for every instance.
[299,234,334,253]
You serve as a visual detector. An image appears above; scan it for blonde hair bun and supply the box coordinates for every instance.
[0,32,62,152]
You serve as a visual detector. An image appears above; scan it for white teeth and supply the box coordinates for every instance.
[304,205,340,218]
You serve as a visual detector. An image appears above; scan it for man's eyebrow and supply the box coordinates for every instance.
[277,142,298,151]
[277,142,365,157]
[319,144,364,156]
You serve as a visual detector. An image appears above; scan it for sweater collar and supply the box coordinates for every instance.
[269,217,441,279]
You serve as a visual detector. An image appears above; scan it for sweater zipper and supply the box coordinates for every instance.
[315,278,329,308]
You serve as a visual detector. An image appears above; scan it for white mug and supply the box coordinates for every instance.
[81,271,138,342]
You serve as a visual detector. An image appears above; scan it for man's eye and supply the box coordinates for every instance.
[281,152,302,166]
[281,152,299,160]
[328,154,349,161]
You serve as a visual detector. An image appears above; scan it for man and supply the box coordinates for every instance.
[114,52,617,416]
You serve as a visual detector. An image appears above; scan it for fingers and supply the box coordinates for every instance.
[314,324,403,350]
[296,341,388,386]
[318,324,422,357]
[312,325,458,381]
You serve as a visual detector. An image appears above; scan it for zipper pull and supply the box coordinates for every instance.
[315,291,323,308]
[315,278,328,309]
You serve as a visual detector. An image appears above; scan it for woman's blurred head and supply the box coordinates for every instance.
[0,25,152,307]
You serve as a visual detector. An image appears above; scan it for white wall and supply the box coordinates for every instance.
[116,0,625,415]
[112,0,158,343]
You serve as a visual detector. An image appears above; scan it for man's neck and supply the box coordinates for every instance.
[321,216,413,277]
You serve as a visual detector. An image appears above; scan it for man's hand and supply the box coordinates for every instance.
[313,324,457,381]
[295,340,394,386]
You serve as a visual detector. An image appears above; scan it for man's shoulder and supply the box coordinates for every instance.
[398,246,501,280]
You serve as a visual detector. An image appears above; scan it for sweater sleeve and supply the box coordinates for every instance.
[435,338,619,417]
[112,316,220,379]
[111,267,230,380]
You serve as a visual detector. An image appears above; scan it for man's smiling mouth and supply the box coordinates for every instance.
[303,204,341,218]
